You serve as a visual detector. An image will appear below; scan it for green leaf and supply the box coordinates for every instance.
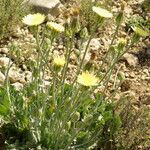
[0,88,10,116]
[103,111,113,122]
[113,115,122,131]
[118,71,125,81]
[0,104,9,116]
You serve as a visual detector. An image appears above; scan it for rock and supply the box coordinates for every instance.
[26,0,62,15]
[58,44,64,50]
[129,72,135,78]
[143,69,149,76]
[24,71,32,82]
[80,38,101,64]
[145,77,150,82]
[42,80,50,89]
[0,57,12,68]
[80,52,91,65]
[83,38,101,52]
[125,73,129,77]
[11,82,23,91]
[89,38,101,51]
[101,37,111,49]
[123,53,138,67]
[141,75,145,80]
[0,71,5,84]
[12,27,23,38]
[8,68,25,83]
[0,48,9,54]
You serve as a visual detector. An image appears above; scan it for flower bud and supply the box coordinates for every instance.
[53,55,66,71]
[117,38,127,52]
[116,11,124,25]
[121,0,127,11]
[82,114,93,123]
[71,112,80,122]
[80,27,89,39]
[66,121,71,130]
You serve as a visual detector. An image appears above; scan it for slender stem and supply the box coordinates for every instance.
[78,35,92,72]
[112,65,122,89]
[54,88,86,149]
[98,24,120,74]
[60,37,73,97]
[52,69,57,106]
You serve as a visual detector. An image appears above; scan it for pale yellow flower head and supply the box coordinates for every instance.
[92,6,113,18]
[53,56,66,67]
[118,38,127,45]
[47,22,65,32]
[77,71,99,87]
[22,13,45,26]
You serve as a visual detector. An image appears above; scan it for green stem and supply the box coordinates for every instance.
[52,69,57,106]
[61,37,73,97]
[98,24,120,74]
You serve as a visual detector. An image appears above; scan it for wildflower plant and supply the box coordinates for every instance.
[0,1,149,149]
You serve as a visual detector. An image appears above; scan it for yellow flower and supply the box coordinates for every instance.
[53,56,66,67]
[77,71,99,87]
[92,6,113,18]
[47,22,65,32]
[118,38,127,45]
[132,26,149,37]
[22,13,45,26]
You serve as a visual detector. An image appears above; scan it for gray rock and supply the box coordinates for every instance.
[123,53,138,67]
[80,52,91,65]
[83,38,101,52]
[0,48,9,54]
[11,82,23,91]
[25,0,61,15]
[129,72,135,78]
[8,68,25,83]
[24,71,32,82]
[0,57,12,68]
[143,69,149,76]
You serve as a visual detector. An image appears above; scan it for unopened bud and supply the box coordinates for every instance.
[71,112,80,122]
[80,27,89,39]
[119,38,127,45]
[117,38,127,52]
[121,0,127,10]
[116,12,124,25]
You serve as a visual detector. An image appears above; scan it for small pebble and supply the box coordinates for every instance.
[143,69,149,76]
